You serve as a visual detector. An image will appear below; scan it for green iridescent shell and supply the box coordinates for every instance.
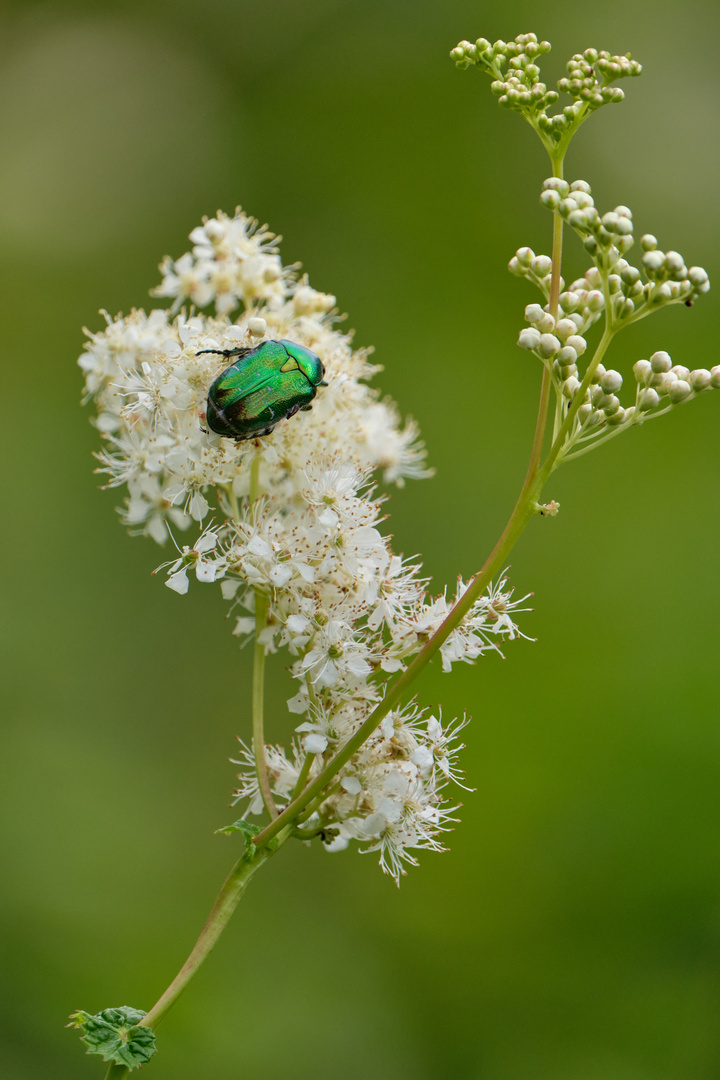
[201,339,327,440]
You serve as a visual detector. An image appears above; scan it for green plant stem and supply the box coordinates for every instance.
[291,750,315,800]
[104,1064,129,1080]
[146,840,285,1026]
[252,591,277,818]
[98,839,287,1079]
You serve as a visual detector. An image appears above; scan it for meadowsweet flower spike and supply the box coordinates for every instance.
[73,29,715,1079]
[80,209,524,885]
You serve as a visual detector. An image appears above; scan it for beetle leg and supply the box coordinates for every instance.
[300,404,313,412]
[285,403,301,420]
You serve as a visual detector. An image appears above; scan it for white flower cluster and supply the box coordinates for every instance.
[232,707,470,881]
[151,210,293,316]
[80,208,529,881]
[450,34,640,144]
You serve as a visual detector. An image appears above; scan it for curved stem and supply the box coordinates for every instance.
[143,839,286,1029]
[101,838,288,1080]
[252,592,277,818]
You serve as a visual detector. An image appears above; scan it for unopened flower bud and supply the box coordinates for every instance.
[586,290,604,312]
[688,266,709,287]
[247,317,267,336]
[541,190,562,210]
[542,177,570,196]
[671,365,690,381]
[538,333,561,357]
[668,380,692,403]
[643,250,665,273]
[621,265,641,285]
[665,251,686,274]
[690,369,711,391]
[710,366,720,389]
[563,375,581,398]
[516,247,535,267]
[567,210,587,229]
[641,234,658,251]
[638,387,660,411]
[532,255,553,276]
[578,403,593,423]
[557,345,578,364]
[518,328,541,350]
[606,407,626,425]
[524,303,545,323]
[559,291,580,312]
[601,369,623,393]
[650,351,672,373]
[555,319,577,341]
[633,359,652,384]
[602,394,620,414]
[566,334,587,356]
[536,314,556,333]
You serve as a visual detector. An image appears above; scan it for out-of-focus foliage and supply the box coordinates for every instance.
[1,2,719,1078]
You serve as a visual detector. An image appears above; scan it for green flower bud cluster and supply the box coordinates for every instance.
[450,32,551,73]
[537,178,710,327]
[540,177,634,259]
[576,363,635,431]
[558,49,641,107]
[450,33,558,118]
[570,352,720,455]
[633,352,720,411]
[451,33,641,149]
[517,306,588,385]
[508,245,559,297]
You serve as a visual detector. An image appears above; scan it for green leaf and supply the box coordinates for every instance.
[68,1006,157,1070]
[215,817,259,856]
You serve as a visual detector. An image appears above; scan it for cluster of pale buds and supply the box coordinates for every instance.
[573,352,720,445]
[450,35,641,144]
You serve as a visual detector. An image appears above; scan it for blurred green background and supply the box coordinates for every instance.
[2,1,720,1077]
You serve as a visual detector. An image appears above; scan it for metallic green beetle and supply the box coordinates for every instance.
[199,339,327,440]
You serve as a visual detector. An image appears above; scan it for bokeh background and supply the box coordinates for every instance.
[2,1,720,1077]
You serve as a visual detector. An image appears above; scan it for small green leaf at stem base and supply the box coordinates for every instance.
[68,1006,156,1070]
[215,818,260,857]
